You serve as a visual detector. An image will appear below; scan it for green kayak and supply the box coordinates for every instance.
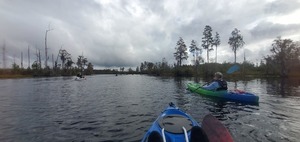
[187,83,259,104]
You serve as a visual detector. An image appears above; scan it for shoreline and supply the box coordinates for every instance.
[1,73,299,80]
[0,74,32,79]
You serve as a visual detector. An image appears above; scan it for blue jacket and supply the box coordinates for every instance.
[202,80,228,91]
[202,82,220,91]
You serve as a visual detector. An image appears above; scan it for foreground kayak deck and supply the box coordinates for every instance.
[141,103,200,142]
[187,83,259,104]
[141,103,233,142]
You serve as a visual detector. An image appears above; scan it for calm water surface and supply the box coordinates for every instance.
[0,75,299,142]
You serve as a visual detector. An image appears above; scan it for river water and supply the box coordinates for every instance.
[0,75,299,142]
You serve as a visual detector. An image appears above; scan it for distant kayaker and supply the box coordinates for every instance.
[202,72,228,91]
[77,73,83,78]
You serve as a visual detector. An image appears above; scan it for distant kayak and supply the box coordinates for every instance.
[75,76,86,81]
[187,83,259,104]
[141,102,233,142]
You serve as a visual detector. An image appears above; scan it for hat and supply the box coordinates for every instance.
[214,72,223,79]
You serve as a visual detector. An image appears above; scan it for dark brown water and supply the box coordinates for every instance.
[0,75,299,142]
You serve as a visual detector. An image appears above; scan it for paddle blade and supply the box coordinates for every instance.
[202,114,234,142]
[227,64,239,74]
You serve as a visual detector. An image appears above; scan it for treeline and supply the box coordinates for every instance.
[137,29,300,78]
[136,60,299,78]
[2,25,299,78]
[1,24,95,78]
[0,48,94,78]
[82,34,300,78]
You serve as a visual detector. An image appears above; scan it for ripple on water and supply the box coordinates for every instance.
[0,76,299,141]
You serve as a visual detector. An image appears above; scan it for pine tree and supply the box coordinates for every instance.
[213,32,220,63]
[174,37,188,66]
[202,25,214,63]
[189,40,202,65]
[228,28,245,63]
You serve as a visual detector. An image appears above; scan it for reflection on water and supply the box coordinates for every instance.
[0,75,299,142]
[265,78,300,97]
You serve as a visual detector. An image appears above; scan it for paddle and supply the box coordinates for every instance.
[202,114,234,142]
[226,64,240,74]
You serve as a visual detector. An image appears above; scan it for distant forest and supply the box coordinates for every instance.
[0,48,94,78]
[134,27,300,78]
[1,26,299,78]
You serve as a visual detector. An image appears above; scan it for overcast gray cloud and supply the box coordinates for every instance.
[1,0,300,69]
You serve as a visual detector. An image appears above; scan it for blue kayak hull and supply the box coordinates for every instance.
[141,103,200,142]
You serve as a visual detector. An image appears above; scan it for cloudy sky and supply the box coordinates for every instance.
[1,0,300,69]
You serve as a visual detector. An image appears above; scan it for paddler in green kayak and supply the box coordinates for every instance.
[202,72,228,91]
